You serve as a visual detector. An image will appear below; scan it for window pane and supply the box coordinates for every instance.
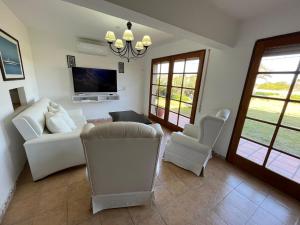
[158,86,167,97]
[152,74,159,84]
[153,64,160,73]
[171,87,181,101]
[158,97,166,108]
[152,85,158,95]
[236,138,268,165]
[181,89,194,103]
[241,119,276,145]
[246,98,284,123]
[173,60,185,73]
[258,54,300,72]
[151,96,158,105]
[273,128,300,158]
[291,77,300,100]
[172,74,183,86]
[159,74,168,85]
[157,107,165,119]
[161,62,169,73]
[266,150,300,183]
[185,58,199,73]
[253,74,294,99]
[180,103,192,117]
[150,105,157,115]
[183,74,197,88]
[168,112,178,125]
[282,102,300,129]
[170,100,180,113]
[178,116,190,128]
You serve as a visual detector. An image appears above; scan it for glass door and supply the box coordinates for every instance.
[149,50,206,131]
[228,32,300,200]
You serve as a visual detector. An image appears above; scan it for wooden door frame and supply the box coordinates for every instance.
[227,32,300,200]
[148,50,206,131]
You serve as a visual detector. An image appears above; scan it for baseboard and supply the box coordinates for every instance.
[0,184,16,223]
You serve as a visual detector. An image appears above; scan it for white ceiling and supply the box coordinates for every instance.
[210,0,298,20]
[3,0,174,45]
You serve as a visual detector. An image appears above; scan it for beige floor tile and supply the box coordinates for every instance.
[2,195,39,225]
[99,208,134,225]
[67,196,92,225]
[33,207,67,225]
[246,207,284,225]
[67,166,87,185]
[221,190,258,217]
[67,179,91,202]
[214,201,250,225]
[260,195,299,225]
[37,186,67,214]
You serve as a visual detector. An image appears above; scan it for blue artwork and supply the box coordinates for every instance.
[0,29,24,81]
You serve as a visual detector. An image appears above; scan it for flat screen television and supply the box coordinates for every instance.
[72,67,117,93]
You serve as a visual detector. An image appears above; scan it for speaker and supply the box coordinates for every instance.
[118,62,124,73]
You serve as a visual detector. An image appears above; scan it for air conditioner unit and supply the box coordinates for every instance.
[77,39,108,56]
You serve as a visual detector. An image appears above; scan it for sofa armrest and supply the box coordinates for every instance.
[67,109,87,127]
[183,124,199,139]
[171,132,211,154]
[24,130,81,145]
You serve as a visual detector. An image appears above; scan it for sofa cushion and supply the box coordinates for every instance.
[48,105,76,130]
[45,112,73,133]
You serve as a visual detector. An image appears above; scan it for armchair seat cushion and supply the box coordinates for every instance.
[171,132,211,155]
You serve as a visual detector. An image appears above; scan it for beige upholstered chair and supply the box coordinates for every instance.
[164,109,230,176]
[80,122,163,214]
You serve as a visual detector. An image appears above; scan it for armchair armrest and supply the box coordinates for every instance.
[150,123,164,138]
[183,124,199,139]
[171,132,211,155]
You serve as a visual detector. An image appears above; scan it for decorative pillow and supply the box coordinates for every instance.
[48,105,77,130]
[45,112,72,133]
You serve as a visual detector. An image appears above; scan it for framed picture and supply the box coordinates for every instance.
[0,29,25,81]
[67,55,76,68]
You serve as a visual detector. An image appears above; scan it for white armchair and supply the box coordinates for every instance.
[163,109,230,176]
[80,122,163,214]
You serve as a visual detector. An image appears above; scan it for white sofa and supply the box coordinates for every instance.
[13,98,87,181]
[81,122,163,214]
[164,109,230,176]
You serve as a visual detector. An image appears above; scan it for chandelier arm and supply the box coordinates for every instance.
[109,44,122,55]
[119,43,129,57]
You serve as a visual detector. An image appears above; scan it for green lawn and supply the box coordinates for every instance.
[242,98,300,157]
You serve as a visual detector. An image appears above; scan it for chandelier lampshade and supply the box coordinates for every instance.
[104,21,152,62]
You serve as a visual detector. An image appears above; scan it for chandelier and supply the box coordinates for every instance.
[104,21,152,62]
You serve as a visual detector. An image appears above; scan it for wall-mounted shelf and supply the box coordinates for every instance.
[72,93,119,103]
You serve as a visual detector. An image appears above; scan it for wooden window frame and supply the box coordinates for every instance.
[148,50,206,131]
[227,32,300,200]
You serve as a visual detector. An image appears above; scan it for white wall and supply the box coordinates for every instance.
[144,1,300,157]
[0,0,39,219]
[30,29,145,119]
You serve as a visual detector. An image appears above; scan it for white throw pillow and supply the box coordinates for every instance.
[48,105,77,130]
[45,112,73,133]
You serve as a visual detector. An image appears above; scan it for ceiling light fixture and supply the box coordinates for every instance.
[105,21,152,62]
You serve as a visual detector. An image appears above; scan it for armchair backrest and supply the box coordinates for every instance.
[80,122,163,196]
[199,109,230,147]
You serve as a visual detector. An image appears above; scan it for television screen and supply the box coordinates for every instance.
[72,67,117,93]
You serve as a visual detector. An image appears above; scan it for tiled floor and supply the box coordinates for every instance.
[237,138,300,183]
[2,132,300,225]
